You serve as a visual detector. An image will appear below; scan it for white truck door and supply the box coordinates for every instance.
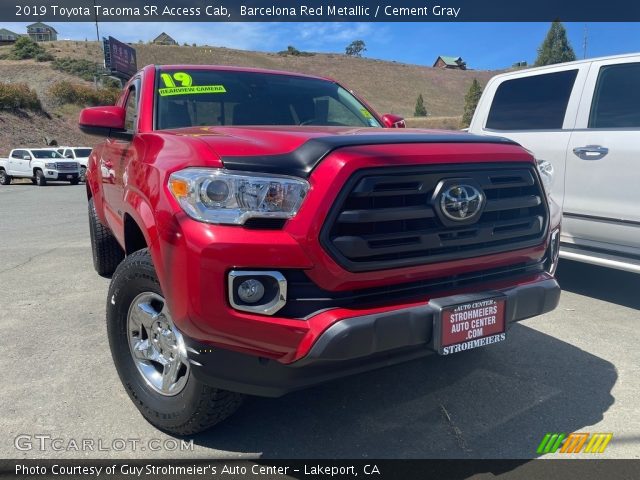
[565,57,640,254]
[469,64,590,220]
[9,150,29,176]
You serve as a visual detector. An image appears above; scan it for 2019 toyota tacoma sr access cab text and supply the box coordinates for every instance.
[79,65,561,435]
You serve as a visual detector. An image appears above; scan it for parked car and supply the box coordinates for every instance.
[79,65,561,434]
[0,148,80,186]
[56,147,92,182]
[469,53,640,273]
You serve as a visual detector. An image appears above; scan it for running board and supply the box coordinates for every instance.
[560,243,640,274]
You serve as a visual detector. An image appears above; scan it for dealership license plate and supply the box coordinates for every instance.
[66,175,72,179]
[436,297,506,355]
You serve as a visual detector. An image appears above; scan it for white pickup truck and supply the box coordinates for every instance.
[469,52,640,273]
[0,148,81,186]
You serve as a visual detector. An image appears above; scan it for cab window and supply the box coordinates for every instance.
[486,70,578,130]
[589,63,640,128]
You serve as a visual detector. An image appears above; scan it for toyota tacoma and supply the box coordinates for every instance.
[79,65,561,434]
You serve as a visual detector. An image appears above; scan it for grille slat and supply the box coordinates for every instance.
[321,164,549,272]
[338,205,435,223]
[55,162,77,171]
[484,195,541,212]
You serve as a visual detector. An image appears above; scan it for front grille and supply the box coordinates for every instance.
[56,162,77,171]
[321,163,548,272]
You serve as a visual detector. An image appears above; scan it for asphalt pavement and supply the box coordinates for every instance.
[0,182,638,460]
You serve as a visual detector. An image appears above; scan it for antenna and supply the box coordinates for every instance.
[583,24,588,59]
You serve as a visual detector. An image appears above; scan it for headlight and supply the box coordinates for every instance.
[45,162,56,169]
[536,159,554,195]
[168,168,310,225]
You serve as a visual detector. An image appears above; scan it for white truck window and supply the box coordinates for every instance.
[589,63,640,128]
[486,70,578,130]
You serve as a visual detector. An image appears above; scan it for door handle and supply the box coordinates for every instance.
[573,145,609,160]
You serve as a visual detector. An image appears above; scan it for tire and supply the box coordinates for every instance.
[88,198,124,277]
[80,166,87,183]
[31,178,36,185]
[35,170,46,187]
[107,249,243,435]
[0,169,10,185]
[70,178,80,185]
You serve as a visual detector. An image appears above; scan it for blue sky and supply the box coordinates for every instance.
[3,21,639,69]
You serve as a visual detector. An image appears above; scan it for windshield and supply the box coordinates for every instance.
[74,149,92,157]
[31,150,64,159]
[155,69,381,130]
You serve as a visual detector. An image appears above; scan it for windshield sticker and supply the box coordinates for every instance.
[159,71,226,96]
[159,85,227,96]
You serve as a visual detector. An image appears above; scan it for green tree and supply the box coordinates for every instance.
[461,79,483,128]
[534,21,577,66]
[414,94,427,117]
[345,40,366,57]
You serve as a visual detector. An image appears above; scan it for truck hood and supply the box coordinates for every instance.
[166,126,517,178]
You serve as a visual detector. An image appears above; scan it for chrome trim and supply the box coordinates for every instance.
[228,270,287,316]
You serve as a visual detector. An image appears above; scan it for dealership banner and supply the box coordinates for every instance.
[2,459,640,479]
[4,0,640,22]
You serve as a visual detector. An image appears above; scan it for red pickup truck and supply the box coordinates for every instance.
[80,65,561,434]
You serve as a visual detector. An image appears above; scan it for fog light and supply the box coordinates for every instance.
[237,279,265,304]
[228,271,287,315]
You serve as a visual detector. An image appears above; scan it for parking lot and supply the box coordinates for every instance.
[1,182,639,460]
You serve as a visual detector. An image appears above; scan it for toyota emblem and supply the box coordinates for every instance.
[440,184,484,221]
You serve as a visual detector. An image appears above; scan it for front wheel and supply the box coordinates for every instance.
[35,170,46,186]
[107,249,243,435]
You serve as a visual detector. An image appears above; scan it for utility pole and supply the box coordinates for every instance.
[583,24,588,59]
[93,0,100,43]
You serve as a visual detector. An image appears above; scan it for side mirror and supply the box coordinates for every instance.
[65,153,74,158]
[79,106,129,139]
[381,114,406,128]
[23,155,31,161]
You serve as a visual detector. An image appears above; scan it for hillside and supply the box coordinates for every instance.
[0,40,500,154]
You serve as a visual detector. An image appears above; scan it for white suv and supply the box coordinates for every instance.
[57,147,92,182]
[469,53,640,273]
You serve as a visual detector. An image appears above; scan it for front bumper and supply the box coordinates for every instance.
[45,171,79,181]
[184,276,560,397]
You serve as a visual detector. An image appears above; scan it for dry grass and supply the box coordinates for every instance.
[405,116,463,130]
[12,41,499,118]
[0,40,498,151]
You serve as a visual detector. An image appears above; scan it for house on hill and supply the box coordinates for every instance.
[0,28,21,45]
[27,22,58,42]
[152,32,177,46]
[433,56,467,70]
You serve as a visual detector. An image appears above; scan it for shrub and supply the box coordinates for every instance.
[0,82,42,111]
[35,52,55,62]
[277,45,314,57]
[10,37,45,60]
[49,81,119,107]
[51,57,100,82]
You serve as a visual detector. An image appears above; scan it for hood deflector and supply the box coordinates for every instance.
[220,134,518,178]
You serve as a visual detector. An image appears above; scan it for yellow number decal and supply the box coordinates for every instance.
[173,72,192,87]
